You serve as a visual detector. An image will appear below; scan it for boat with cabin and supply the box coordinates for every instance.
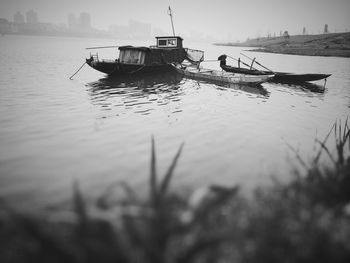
[85,36,194,76]
[86,36,205,76]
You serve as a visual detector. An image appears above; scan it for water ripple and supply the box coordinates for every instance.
[86,72,275,118]
[86,72,184,116]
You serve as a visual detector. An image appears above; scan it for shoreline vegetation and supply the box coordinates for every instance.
[1,119,350,262]
[214,32,350,57]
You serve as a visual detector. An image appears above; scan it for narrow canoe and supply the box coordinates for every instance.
[173,64,274,85]
[221,65,331,83]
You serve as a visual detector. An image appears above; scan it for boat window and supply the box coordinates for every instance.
[157,38,177,48]
[119,50,145,64]
[167,39,177,47]
[158,39,167,46]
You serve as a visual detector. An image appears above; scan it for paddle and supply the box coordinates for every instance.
[85,45,120,50]
[240,53,275,73]
[226,55,253,69]
[226,55,266,73]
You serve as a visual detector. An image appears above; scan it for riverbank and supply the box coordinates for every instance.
[215,32,350,57]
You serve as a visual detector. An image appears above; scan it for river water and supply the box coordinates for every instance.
[0,35,349,206]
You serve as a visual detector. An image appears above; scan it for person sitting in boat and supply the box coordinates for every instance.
[218,54,227,68]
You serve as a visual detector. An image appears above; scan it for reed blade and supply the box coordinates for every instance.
[150,136,158,203]
[159,143,184,197]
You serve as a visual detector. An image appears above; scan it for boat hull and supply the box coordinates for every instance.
[272,73,332,83]
[173,64,273,85]
[86,58,175,76]
[221,65,331,83]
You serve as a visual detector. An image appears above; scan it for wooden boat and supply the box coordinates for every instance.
[86,36,205,76]
[221,65,331,83]
[172,63,274,85]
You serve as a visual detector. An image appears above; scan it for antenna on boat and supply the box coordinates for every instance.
[168,6,176,36]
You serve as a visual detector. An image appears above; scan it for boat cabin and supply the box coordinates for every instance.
[118,46,148,65]
[155,36,183,48]
[118,36,185,66]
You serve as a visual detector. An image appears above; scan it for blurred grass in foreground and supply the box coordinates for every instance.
[1,119,350,263]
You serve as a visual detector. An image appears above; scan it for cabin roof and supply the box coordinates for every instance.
[155,36,183,40]
[118,45,150,51]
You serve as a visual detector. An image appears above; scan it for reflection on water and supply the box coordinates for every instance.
[225,82,269,97]
[267,81,326,100]
[271,81,326,94]
[86,69,328,120]
[87,71,270,116]
[87,72,184,115]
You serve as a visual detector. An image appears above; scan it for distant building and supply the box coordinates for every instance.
[68,13,77,29]
[303,27,306,35]
[13,11,24,24]
[26,10,38,24]
[109,20,151,39]
[109,24,129,38]
[128,20,151,39]
[324,24,329,34]
[283,30,290,38]
[0,18,9,24]
[0,18,11,34]
[79,12,91,30]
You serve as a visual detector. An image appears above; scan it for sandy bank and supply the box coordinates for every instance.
[215,32,350,57]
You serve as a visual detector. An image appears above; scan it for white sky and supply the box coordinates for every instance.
[1,0,350,41]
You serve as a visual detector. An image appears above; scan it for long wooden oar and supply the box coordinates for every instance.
[86,45,120,50]
[226,55,263,72]
[227,55,252,68]
[240,53,275,73]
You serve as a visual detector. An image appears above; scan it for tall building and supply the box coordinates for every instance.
[79,12,91,30]
[13,11,24,24]
[303,27,306,35]
[68,13,77,29]
[324,24,329,34]
[0,18,11,34]
[26,10,38,24]
[109,24,129,38]
[128,20,151,39]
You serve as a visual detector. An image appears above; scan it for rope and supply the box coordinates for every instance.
[69,62,86,80]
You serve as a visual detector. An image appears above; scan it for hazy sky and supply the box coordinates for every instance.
[1,0,350,41]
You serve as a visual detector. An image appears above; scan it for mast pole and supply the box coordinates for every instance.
[168,6,176,36]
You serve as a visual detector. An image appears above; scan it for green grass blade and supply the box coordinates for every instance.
[159,142,184,198]
[150,136,158,204]
[314,122,335,164]
[72,180,88,224]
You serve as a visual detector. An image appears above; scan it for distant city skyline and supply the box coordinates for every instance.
[1,9,218,42]
[1,0,349,42]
